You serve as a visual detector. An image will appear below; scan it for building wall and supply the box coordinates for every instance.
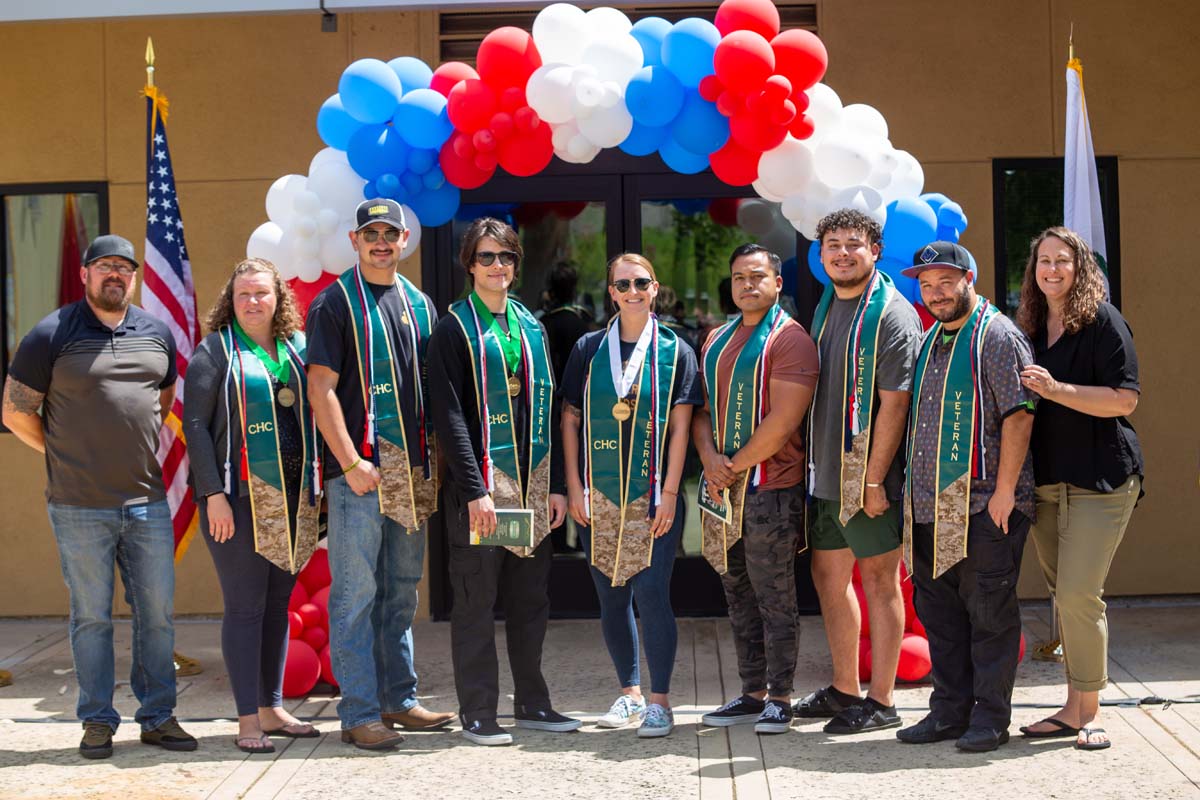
[1,1,1197,615]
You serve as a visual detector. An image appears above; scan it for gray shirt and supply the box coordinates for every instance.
[810,290,922,502]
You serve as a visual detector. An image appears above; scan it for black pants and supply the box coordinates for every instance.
[201,494,296,717]
[912,510,1029,730]
[446,495,552,724]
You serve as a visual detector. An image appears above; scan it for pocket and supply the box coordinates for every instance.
[974,568,1019,634]
[448,544,481,576]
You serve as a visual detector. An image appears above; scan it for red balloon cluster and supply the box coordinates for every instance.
[701,0,828,186]
[287,273,338,322]
[438,28,553,189]
[284,547,337,697]
[512,201,589,226]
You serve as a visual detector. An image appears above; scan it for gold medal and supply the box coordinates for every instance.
[506,375,521,396]
[611,400,632,422]
[276,386,296,408]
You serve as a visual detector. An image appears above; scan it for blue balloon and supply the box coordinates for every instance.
[377,173,401,197]
[672,199,708,215]
[388,56,433,92]
[807,240,829,285]
[631,17,672,67]
[422,167,446,191]
[620,121,671,157]
[391,185,410,205]
[658,138,709,175]
[317,95,362,152]
[919,192,952,216]
[661,18,721,89]
[781,256,799,297]
[347,124,411,181]
[338,58,404,124]
[877,257,920,302]
[882,197,939,265]
[671,90,728,155]
[626,66,685,128]
[362,180,378,200]
[935,201,968,243]
[402,172,423,196]
[393,89,453,150]
[408,180,460,227]
[408,148,436,176]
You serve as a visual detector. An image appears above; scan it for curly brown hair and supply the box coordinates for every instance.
[815,208,884,248]
[204,258,304,339]
[1015,227,1106,338]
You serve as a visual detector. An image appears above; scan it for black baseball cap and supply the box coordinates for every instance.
[82,234,138,268]
[901,241,975,279]
[355,198,406,231]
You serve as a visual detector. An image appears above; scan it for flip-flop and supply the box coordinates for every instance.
[1076,726,1112,751]
[1019,717,1080,739]
[235,734,276,754]
[263,722,320,738]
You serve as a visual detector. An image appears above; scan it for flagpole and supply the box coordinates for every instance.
[146,37,155,88]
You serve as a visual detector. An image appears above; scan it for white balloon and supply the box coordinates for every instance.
[757,136,815,200]
[308,147,350,176]
[814,134,874,189]
[804,83,843,144]
[318,222,356,274]
[293,217,319,240]
[752,178,786,203]
[265,174,307,226]
[533,3,591,66]
[598,82,623,108]
[789,214,820,241]
[295,256,323,283]
[888,150,925,201]
[293,190,322,217]
[577,102,633,148]
[246,221,285,266]
[551,121,577,150]
[307,161,368,220]
[780,191,807,223]
[399,205,422,260]
[841,104,889,141]
[574,76,605,110]
[526,64,579,125]
[317,208,340,236]
[737,198,777,237]
[831,185,885,225]
[585,6,633,37]
[581,33,644,85]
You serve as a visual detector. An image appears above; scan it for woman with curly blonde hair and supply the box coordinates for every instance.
[183,258,323,752]
[1014,228,1143,752]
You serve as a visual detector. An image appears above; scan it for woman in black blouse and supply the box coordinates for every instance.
[1014,227,1143,751]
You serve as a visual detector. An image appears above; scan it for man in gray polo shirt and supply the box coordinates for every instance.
[2,234,197,759]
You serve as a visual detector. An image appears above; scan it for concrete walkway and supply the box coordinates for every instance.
[1,603,1198,799]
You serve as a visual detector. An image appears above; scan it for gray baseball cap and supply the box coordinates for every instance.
[355,198,407,231]
[82,234,138,268]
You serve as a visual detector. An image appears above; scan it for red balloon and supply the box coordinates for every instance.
[915,301,937,330]
[310,586,331,622]
[763,74,792,102]
[475,151,498,171]
[909,611,927,638]
[287,273,337,322]
[287,581,309,614]
[788,113,816,141]
[714,30,776,92]
[513,106,540,134]
[497,123,553,177]
[448,79,497,133]
[499,87,527,113]
[473,129,497,153]
[476,27,543,91]
[302,626,328,652]
[452,132,474,160]
[730,109,788,152]
[288,611,304,639]
[319,645,338,689]
[896,633,932,682]
[858,636,872,682]
[490,112,515,141]
[1018,631,1027,662]
[699,74,725,103]
[771,29,828,90]
[430,61,479,98]
[791,88,810,113]
[717,90,744,118]
[715,0,781,40]
[513,202,551,226]
[770,99,797,127]
[708,197,741,226]
[853,581,870,638]
[903,590,918,632]
[440,136,494,189]
[709,139,761,186]
[550,201,588,220]
[297,602,325,630]
[298,548,330,595]
[283,640,321,697]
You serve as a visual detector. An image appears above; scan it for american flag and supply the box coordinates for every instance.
[141,86,200,560]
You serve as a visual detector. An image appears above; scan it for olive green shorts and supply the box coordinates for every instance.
[809,497,902,559]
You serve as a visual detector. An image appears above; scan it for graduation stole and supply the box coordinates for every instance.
[902,296,1000,579]
[584,316,678,586]
[449,293,554,557]
[219,326,320,574]
[700,302,791,574]
[808,269,897,524]
[337,266,438,531]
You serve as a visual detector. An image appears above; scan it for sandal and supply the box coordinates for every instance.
[263,722,320,739]
[1019,717,1080,739]
[235,734,276,754]
[1076,726,1112,751]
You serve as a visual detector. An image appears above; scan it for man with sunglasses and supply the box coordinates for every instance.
[428,217,574,746]
[306,199,454,750]
[3,234,197,758]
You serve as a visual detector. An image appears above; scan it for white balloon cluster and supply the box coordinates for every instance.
[753,83,925,239]
[526,4,643,164]
[247,148,422,282]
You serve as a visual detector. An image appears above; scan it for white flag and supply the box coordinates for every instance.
[1064,56,1108,271]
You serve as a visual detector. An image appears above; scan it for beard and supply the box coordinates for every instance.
[928,287,973,323]
[86,279,131,313]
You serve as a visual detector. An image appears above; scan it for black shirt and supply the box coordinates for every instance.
[1031,302,1143,493]
[304,278,437,481]
[541,303,593,383]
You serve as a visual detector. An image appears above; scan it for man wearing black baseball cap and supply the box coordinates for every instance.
[3,233,196,758]
[896,241,1037,752]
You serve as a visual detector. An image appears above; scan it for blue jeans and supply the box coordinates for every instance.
[578,493,682,695]
[325,475,424,729]
[47,499,177,732]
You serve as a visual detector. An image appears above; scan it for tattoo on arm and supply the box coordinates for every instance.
[563,402,582,418]
[3,377,45,415]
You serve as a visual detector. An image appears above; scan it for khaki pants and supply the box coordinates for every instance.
[1030,475,1140,691]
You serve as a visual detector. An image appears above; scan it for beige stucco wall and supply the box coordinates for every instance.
[1,1,1197,615]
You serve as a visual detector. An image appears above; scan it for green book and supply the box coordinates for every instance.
[470,508,535,547]
[697,473,732,524]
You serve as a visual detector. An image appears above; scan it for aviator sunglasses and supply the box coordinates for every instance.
[475,250,519,267]
[359,228,404,243]
[611,277,654,293]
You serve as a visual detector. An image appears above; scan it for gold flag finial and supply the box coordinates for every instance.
[1068,22,1075,62]
[145,37,156,87]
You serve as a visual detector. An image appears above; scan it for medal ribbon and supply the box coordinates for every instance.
[470,291,523,375]
[231,318,290,385]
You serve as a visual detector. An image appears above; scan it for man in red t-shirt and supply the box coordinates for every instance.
[693,244,819,735]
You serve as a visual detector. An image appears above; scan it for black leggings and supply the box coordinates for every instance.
[200,494,296,717]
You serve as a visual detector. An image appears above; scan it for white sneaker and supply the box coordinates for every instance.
[637,704,674,738]
[597,694,646,729]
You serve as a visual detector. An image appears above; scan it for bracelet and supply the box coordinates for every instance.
[866,482,883,488]
[343,457,362,475]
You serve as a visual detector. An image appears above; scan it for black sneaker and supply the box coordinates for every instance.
[462,718,513,746]
[896,713,969,744]
[701,695,766,727]
[793,686,859,718]
[513,707,582,732]
[80,722,113,759]
[754,699,794,735]
[823,698,902,735]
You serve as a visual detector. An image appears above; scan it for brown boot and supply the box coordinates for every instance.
[340,720,403,750]
[381,706,456,731]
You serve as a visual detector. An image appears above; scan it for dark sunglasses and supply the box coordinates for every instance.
[475,250,518,267]
[611,277,653,293]
[359,228,404,243]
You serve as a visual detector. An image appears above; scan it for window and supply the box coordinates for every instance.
[992,157,1120,313]
[1,183,108,369]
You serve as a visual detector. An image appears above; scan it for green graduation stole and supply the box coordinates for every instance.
[220,326,320,574]
[700,302,791,574]
[449,293,555,557]
[808,269,897,524]
[584,316,679,586]
[902,296,1000,579]
[337,266,438,531]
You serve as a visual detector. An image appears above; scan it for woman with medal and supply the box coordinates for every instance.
[561,254,702,738]
[183,258,322,753]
